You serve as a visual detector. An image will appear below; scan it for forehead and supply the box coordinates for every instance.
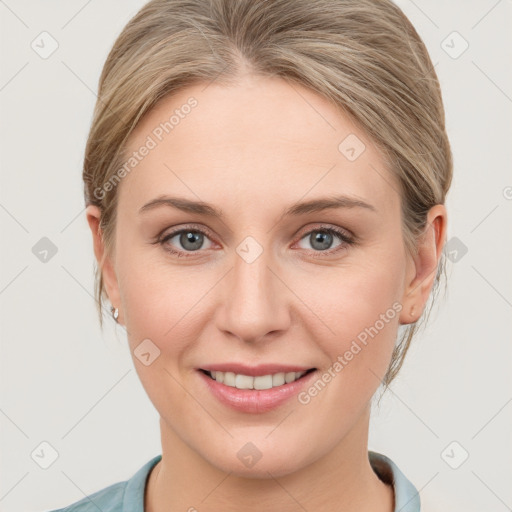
[120,75,400,218]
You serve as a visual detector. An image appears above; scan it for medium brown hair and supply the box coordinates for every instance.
[83,0,452,386]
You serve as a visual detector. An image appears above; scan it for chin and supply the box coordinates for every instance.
[200,436,313,479]
[214,454,304,479]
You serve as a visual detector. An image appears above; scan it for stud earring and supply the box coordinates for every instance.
[111,306,119,323]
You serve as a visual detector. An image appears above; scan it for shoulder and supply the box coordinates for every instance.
[369,451,421,512]
[47,481,126,512]
[46,455,162,512]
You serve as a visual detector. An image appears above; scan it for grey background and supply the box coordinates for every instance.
[0,1,511,510]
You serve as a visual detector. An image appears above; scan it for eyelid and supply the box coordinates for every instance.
[294,223,354,242]
[155,225,216,257]
[157,223,216,243]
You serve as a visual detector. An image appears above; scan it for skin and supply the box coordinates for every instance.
[87,73,447,512]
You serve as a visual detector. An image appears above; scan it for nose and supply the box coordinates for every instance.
[216,243,291,344]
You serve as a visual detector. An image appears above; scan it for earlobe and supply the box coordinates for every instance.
[85,205,122,319]
[399,204,447,325]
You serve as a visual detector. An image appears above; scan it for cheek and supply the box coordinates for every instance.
[293,263,404,432]
[115,242,214,357]
[114,251,205,407]
[311,252,403,329]
[307,252,405,377]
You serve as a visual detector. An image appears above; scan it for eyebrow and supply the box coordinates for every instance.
[139,194,377,217]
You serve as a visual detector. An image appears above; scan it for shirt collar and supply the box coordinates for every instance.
[123,454,162,512]
[369,451,421,512]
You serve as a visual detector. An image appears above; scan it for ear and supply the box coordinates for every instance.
[399,204,448,325]
[86,205,123,323]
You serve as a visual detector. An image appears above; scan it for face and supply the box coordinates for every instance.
[89,74,443,478]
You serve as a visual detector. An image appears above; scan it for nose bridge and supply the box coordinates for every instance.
[220,236,289,342]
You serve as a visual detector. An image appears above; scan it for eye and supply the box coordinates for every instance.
[155,223,355,259]
[158,226,214,257]
[295,225,355,255]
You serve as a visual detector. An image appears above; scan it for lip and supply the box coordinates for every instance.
[197,367,317,414]
[198,363,314,377]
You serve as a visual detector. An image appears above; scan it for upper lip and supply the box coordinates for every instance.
[198,363,316,377]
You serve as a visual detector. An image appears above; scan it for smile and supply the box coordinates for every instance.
[201,369,316,390]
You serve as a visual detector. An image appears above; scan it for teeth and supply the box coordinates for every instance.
[285,372,296,383]
[272,372,285,386]
[235,374,253,389]
[254,375,273,390]
[224,372,236,387]
[208,370,308,389]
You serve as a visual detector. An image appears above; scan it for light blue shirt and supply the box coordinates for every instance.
[48,451,420,511]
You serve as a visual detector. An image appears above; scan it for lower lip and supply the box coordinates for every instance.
[198,370,317,413]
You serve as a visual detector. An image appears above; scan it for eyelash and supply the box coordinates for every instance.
[155,224,356,259]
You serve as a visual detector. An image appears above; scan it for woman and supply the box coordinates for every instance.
[52,0,452,510]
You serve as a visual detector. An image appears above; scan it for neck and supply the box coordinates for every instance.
[145,406,394,512]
